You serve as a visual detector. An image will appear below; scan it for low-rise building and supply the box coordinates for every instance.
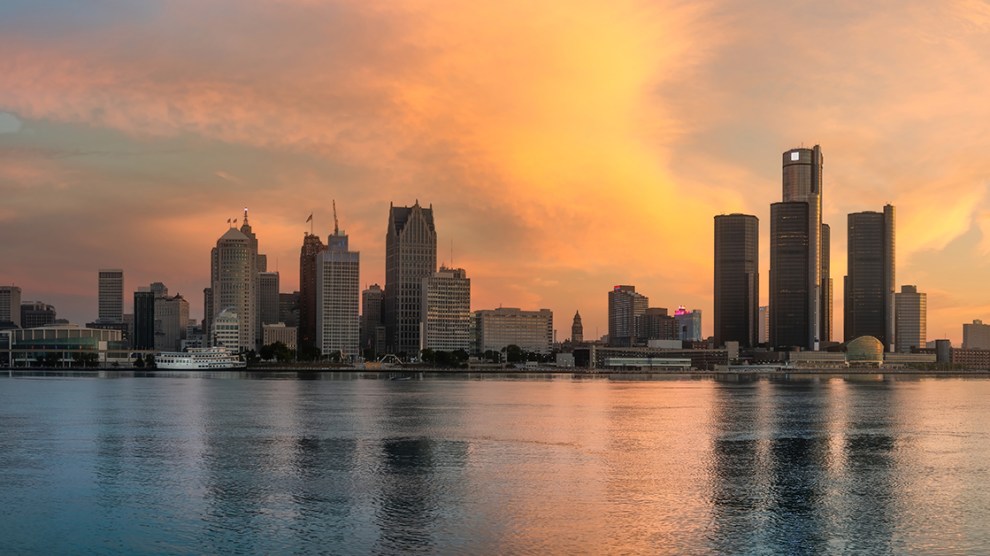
[474,307,553,355]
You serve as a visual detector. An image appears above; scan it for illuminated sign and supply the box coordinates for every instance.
[790,151,800,161]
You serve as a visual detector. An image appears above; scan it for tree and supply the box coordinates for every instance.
[259,344,275,361]
[505,344,524,363]
[134,356,145,368]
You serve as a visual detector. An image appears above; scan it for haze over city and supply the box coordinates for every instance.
[3,1,990,344]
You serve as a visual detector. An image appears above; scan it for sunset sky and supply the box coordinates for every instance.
[3,1,990,344]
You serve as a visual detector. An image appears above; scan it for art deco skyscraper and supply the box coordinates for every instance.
[845,205,895,349]
[384,201,437,356]
[210,224,257,352]
[98,269,124,323]
[770,145,829,349]
[714,214,759,348]
[316,228,360,358]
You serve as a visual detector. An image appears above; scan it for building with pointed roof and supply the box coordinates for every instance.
[384,201,437,356]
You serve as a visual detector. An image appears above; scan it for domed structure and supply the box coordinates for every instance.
[846,336,884,367]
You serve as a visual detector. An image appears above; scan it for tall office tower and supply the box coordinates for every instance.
[674,306,703,342]
[384,201,437,356]
[821,223,832,343]
[20,301,56,329]
[758,306,769,344]
[895,285,926,353]
[571,311,583,343]
[154,294,189,352]
[714,214,759,348]
[98,269,124,323]
[210,225,258,352]
[202,287,214,343]
[279,292,300,328]
[238,209,268,345]
[421,267,471,352]
[133,289,156,350]
[770,145,828,350]
[474,308,553,354]
[316,228,360,358]
[361,284,384,357]
[639,307,678,341]
[608,285,648,346]
[298,233,326,351]
[259,272,280,326]
[0,286,22,327]
[963,319,990,349]
[844,205,896,349]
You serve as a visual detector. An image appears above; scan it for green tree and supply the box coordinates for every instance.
[505,344,524,363]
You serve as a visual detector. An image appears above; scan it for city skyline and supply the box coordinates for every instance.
[3,2,990,344]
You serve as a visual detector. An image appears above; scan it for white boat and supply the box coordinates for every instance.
[154,347,246,370]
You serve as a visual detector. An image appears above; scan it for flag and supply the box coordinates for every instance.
[227,218,231,224]
[306,213,313,223]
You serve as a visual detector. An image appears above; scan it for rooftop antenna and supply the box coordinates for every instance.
[333,200,339,235]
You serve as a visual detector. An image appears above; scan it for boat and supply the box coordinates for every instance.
[154,347,246,370]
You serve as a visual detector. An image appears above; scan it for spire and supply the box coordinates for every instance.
[333,199,339,236]
[243,207,249,225]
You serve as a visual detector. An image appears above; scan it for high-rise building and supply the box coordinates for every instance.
[474,308,553,355]
[316,229,360,358]
[639,307,678,341]
[758,306,769,344]
[608,285,648,347]
[770,145,829,350]
[279,292,300,328]
[133,289,156,350]
[571,311,583,343]
[963,319,990,350]
[714,214,759,348]
[384,201,437,356]
[20,301,56,329]
[361,284,384,357]
[0,286,22,327]
[210,222,257,352]
[821,223,832,344]
[895,285,926,353]
[674,306,703,342]
[298,233,326,351]
[844,205,896,350]
[150,282,168,298]
[421,267,471,352]
[154,294,189,352]
[98,269,124,323]
[259,271,280,326]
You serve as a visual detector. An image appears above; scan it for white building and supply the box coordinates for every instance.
[211,223,257,352]
[263,323,298,350]
[421,267,471,352]
[316,231,360,358]
[213,308,240,351]
[474,307,553,355]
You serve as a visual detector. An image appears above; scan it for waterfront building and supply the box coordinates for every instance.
[384,201,437,356]
[98,269,124,323]
[20,301,55,329]
[674,306,703,342]
[770,146,830,350]
[421,267,471,353]
[154,294,189,352]
[0,324,129,367]
[639,307,678,342]
[210,221,257,352]
[0,286,22,327]
[758,306,769,344]
[133,289,156,350]
[316,229,360,358]
[361,284,384,357]
[298,233,327,351]
[895,285,927,353]
[963,319,990,350]
[845,205,896,350]
[259,271,280,326]
[474,307,553,355]
[263,323,298,350]
[714,214,759,348]
[608,285,648,347]
[212,308,240,351]
[571,311,583,343]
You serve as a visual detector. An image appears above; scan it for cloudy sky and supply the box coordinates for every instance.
[2,0,990,343]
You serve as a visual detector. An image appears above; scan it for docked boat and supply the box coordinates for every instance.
[155,347,246,370]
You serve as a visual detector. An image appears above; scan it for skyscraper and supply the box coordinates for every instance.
[298,233,326,351]
[608,285,648,346]
[210,224,257,352]
[421,267,471,352]
[361,284,384,357]
[20,301,55,329]
[770,145,829,350]
[98,269,124,323]
[571,311,583,343]
[259,271,280,326]
[384,201,437,356]
[154,294,189,352]
[0,286,22,327]
[714,214,759,348]
[895,285,926,353]
[316,228,360,358]
[844,205,896,349]
[133,289,156,350]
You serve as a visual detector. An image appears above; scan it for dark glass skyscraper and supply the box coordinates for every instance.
[384,202,437,356]
[844,205,895,349]
[714,214,759,348]
[298,233,326,352]
[133,289,156,350]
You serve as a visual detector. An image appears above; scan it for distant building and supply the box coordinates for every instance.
[608,285,648,347]
[714,213,759,348]
[316,229,360,358]
[133,289,156,350]
[259,272,280,326]
[421,267,471,352]
[674,306,702,342]
[758,306,769,344]
[361,284,384,357]
[279,292,300,328]
[1,325,129,367]
[154,294,189,352]
[97,269,124,324]
[963,319,990,350]
[0,286,23,327]
[639,307,678,342]
[845,205,896,350]
[150,282,168,298]
[263,323,298,350]
[895,285,926,353]
[298,234,326,351]
[384,201,437,356]
[213,308,240,351]
[571,311,583,343]
[474,308,553,355]
[20,301,55,329]
[210,213,259,352]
